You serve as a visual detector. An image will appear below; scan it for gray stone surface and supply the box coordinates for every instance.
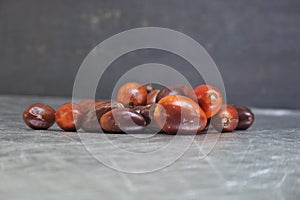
[0,95,299,200]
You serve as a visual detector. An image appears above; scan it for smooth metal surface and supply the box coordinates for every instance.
[0,95,299,200]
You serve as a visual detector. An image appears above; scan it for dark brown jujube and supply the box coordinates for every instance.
[100,108,146,133]
[22,81,253,135]
[81,101,124,132]
[154,95,207,134]
[23,103,55,130]
[211,105,239,132]
[55,103,83,132]
[117,82,147,107]
[194,84,223,118]
[234,106,255,130]
[146,89,160,105]
[132,104,162,133]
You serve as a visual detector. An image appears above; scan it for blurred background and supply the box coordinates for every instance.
[0,0,299,109]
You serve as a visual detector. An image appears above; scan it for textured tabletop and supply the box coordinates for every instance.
[0,95,299,200]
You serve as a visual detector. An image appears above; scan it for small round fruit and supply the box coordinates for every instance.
[154,95,207,134]
[55,103,83,131]
[117,82,147,107]
[100,108,146,133]
[234,106,255,130]
[194,84,222,118]
[23,103,55,130]
[211,105,239,132]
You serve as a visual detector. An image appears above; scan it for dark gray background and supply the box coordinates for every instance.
[0,0,299,109]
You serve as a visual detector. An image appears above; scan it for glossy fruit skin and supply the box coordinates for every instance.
[234,106,254,130]
[194,84,223,118]
[55,103,83,131]
[81,101,124,132]
[156,85,197,103]
[142,83,155,93]
[100,108,146,133]
[132,104,162,133]
[140,104,163,133]
[211,105,239,132]
[154,95,207,134]
[146,89,160,105]
[117,82,147,107]
[132,104,151,116]
[133,105,153,125]
[23,103,55,130]
[133,104,157,125]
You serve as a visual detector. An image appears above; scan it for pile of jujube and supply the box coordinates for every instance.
[23,82,254,134]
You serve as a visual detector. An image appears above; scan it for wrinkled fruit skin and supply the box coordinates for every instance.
[194,84,223,118]
[117,82,147,107]
[146,89,160,105]
[154,95,207,134]
[156,85,197,103]
[234,106,254,130]
[211,105,239,132]
[81,101,124,132]
[100,108,146,133]
[23,103,55,130]
[55,103,83,132]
